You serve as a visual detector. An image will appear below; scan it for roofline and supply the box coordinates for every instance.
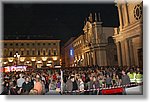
[0,40,61,42]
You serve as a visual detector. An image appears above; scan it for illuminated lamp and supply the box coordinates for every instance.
[31,57,36,62]
[47,61,52,63]
[42,57,47,61]
[26,61,30,64]
[8,58,14,62]
[3,62,7,65]
[52,56,57,61]
[37,60,42,64]
[46,63,52,66]
[20,57,25,62]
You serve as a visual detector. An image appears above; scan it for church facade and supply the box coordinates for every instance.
[113,0,143,67]
[64,13,118,67]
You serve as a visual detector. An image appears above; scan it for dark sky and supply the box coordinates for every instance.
[4,3,119,44]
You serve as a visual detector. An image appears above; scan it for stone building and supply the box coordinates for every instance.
[0,40,60,68]
[63,37,76,67]
[113,0,143,67]
[64,12,118,67]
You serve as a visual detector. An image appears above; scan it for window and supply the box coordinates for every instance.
[43,43,45,46]
[4,49,8,56]
[32,43,35,46]
[32,50,35,55]
[10,43,13,46]
[53,49,57,56]
[38,43,40,46]
[53,43,56,45]
[48,50,51,56]
[27,43,29,46]
[4,43,7,46]
[21,43,24,46]
[48,43,51,45]
[108,37,114,44]
[27,50,30,55]
[38,50,40,55]
[21,51,23,55]
[10,51,13,56]
[43,50,46,55]
[16,43,18,46]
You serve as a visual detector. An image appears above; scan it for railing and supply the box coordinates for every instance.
[63,83,142,95]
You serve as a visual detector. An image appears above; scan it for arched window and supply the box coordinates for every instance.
[38,50,40,56]
[48,50,51,56]
[10,51,13,57]
[43,50,46,56]
[108,36,114,44]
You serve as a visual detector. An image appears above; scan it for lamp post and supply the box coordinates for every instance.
[14,53,20,66]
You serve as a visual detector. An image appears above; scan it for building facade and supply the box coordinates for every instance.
[64,13,118,67]
[0,40,60,68]
[63,37,76,67]
[113,0,143,67]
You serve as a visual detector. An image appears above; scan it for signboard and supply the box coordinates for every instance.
[3,66,27,72]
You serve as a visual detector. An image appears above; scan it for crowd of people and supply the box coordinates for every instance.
[0,66,143,95]
[62,66,143,95]
[1,69,61,95]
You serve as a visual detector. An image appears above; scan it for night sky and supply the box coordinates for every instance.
[4,3,119,44]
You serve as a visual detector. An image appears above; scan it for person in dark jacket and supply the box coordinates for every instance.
[1,82,10,95]
[121,70,130,85]
[22,77,33,94]
[9,81,18,95]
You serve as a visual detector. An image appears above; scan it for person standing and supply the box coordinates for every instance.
[22,77,33,94]
[135,68,143,84]
[66,76,74,94]
[105,74,113,88]
[121,70,130,85]
[78,77,84,95]
[33,74,43,95]
[17,73,25,89]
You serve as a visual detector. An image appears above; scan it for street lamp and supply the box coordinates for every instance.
[14,53,20,66]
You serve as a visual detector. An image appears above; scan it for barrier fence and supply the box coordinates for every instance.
[63,83,142,95]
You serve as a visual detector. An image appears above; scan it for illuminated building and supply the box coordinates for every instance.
[63,37,76,67]
[113,0,143,67]
[64,12,118,67]
[0,40,60,68]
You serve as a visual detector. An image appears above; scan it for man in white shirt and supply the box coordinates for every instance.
[17,73,25,88]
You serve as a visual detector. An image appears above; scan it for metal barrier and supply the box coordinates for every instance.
[63,83,142,95]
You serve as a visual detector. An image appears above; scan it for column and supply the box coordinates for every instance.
[96,49,107,66]
[116,42,122,66]
[85,53,88,66]
[124,39,131,66]
[96,50,100,66]
[128,40,135,66]
[121,41,127,66]
[124,3,129,26]
[84,53,86,66]
[117,4,123,30]
[100,50,107,66]
[93,50,96,66]
[89,52,92,66]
